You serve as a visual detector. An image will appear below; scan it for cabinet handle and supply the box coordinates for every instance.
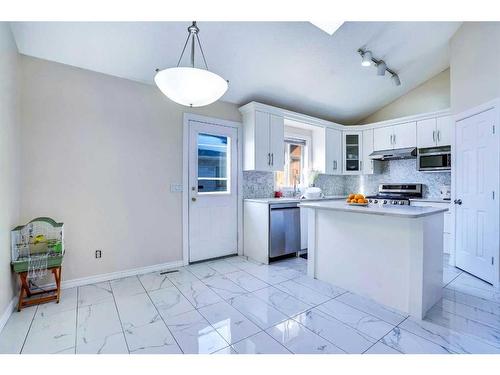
[393,134,396,145]
[267,153,270,166]
[271,153,274,166]
[432,130,436,142]
[360,160,363,171]
[437,130,441,142]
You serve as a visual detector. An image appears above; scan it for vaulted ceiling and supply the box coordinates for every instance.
[10,21,461,123]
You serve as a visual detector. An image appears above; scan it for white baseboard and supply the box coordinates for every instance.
[49,260,185,290]
[0,297,17,334]
[0,259,184,334]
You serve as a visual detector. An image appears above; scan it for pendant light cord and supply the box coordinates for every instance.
[175,21,209,70]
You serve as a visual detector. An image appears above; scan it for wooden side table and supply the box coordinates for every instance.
[17,266,62,312]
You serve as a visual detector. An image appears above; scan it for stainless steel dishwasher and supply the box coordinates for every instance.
[269,202,301,259]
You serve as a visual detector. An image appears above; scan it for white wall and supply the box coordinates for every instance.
[450,22,500,114]
[0,24,20,316]
[19,55,241,282]
[361,69,450,124]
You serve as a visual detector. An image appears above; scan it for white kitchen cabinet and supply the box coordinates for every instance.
[242,109,284,171]
[373,122,416,151]
[373,126,394,151]
[411,201,452,254]
[343,131,363,174]
[417,116,452,148]
[362,128,375,175]
[325,128,343,175]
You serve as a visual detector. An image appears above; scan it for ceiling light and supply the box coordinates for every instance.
[361,51,373,67]
[154,22,228,107]
[392,74,401,86]
[377,61,387,76]
[310,21,344,35]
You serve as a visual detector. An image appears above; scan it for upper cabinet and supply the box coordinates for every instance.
[343,131,363,174]
[324,128,343,175]
[417,116,452,148]
[373,122,417,151]
[362,129,375,175]
[242,108,284,171]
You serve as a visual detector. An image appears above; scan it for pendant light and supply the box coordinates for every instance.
[154,22,228,107]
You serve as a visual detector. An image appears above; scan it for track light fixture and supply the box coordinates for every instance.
[358,48,401,86]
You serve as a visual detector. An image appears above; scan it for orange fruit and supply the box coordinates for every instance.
[355,194,364,200]
[357,198,364,203]
[363,199,369,203]
[346,198,351,203]
[348,194,355,199]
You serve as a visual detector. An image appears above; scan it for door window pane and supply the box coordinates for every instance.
[197,133,230,193]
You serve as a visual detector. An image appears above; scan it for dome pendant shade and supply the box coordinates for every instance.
[155,67,228,107]
[154,21,228,107]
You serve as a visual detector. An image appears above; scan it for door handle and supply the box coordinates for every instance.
[454,199,462,205]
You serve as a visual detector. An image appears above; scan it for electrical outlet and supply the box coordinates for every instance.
[170,183,183,193]
[95,250,102,259]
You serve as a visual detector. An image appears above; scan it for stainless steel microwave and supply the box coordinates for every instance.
[417,146,451,171]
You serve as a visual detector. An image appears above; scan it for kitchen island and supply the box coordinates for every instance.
[299,200,448,319]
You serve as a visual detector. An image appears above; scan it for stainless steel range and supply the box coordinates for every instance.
[366,183,423,206]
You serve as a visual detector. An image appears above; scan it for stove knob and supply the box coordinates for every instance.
[373,199,378,204]
[392,200,397,205]
[399,201,405,205]
[383,200,387,204]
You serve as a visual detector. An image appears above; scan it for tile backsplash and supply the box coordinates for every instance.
[344,159,451,198]
[243,159,451,199]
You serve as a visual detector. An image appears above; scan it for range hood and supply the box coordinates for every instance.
[369,147,417,161]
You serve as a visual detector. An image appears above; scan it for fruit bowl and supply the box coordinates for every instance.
[347,202,369,206]
[345,193,369,206]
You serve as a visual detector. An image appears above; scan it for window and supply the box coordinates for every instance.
[197,133,230,193]
[275,138,308,189]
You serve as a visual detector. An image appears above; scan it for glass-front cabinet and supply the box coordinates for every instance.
[343,131,363,174]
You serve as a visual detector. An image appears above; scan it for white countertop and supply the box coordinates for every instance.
[299,200,448,218]
[244,196,346,204]
[410,198,451,204]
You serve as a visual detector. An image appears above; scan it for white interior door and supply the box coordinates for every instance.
[455,109,499,284]
[188,120,238,262]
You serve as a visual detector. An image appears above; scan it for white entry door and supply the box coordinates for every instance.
[455,108,499,284]
[188,120,238,262]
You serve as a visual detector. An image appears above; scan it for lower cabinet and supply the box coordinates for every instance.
[410,201,452,254]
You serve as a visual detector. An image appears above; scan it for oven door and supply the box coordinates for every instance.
[418,152,451,171]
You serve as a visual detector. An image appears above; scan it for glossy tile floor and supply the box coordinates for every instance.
[1,254,500,354]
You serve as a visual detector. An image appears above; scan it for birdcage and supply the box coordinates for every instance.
[11,217,64,311]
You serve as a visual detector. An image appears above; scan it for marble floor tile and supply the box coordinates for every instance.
[148,286,195,319]
[0,306,37,354]
[243,264,290,285]
[336,292,407,326]
[251,286,310,317]
[268,264,303,281]
[76,332,128,354]
[56,346,76,354]
[77,300,122,345]
[226,257,261,270]
[224,270,269,292]
[114,292,161,330]
[401,317,500,354]
[450,272,496,292]
[22,308,77,354]
[232,331,290,354]
[274,280,331,306]
[316,298,395,340]
[443,287,500,317]
[363,341,401,354]
[447,274,500,303]
[212,346,238,354]
[443,266,462,286]
[198,301,261,344]
[186,263,220,279]
[438,297,500,329]
[266,319,345,354]
[138,272,175,292]
[206,260,240,275]
[166,268,200,287]
[78,281,113,307]
[124,320,182,354]
[110,276,145,297]
[227,293,288,330]
[177,280,224,309]
[164,309,228,354]
[37,287,77,317]
[426,305,500,347]
[381,327,456,354]
[294,309,375,354]
[291,275,346,299]
[202,274,248,300]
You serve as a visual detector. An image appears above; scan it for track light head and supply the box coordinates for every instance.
[361,51,372,67]
[392,74,401,86]
[377,61,387,76]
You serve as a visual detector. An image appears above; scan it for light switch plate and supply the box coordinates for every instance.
[170,183,183,193]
